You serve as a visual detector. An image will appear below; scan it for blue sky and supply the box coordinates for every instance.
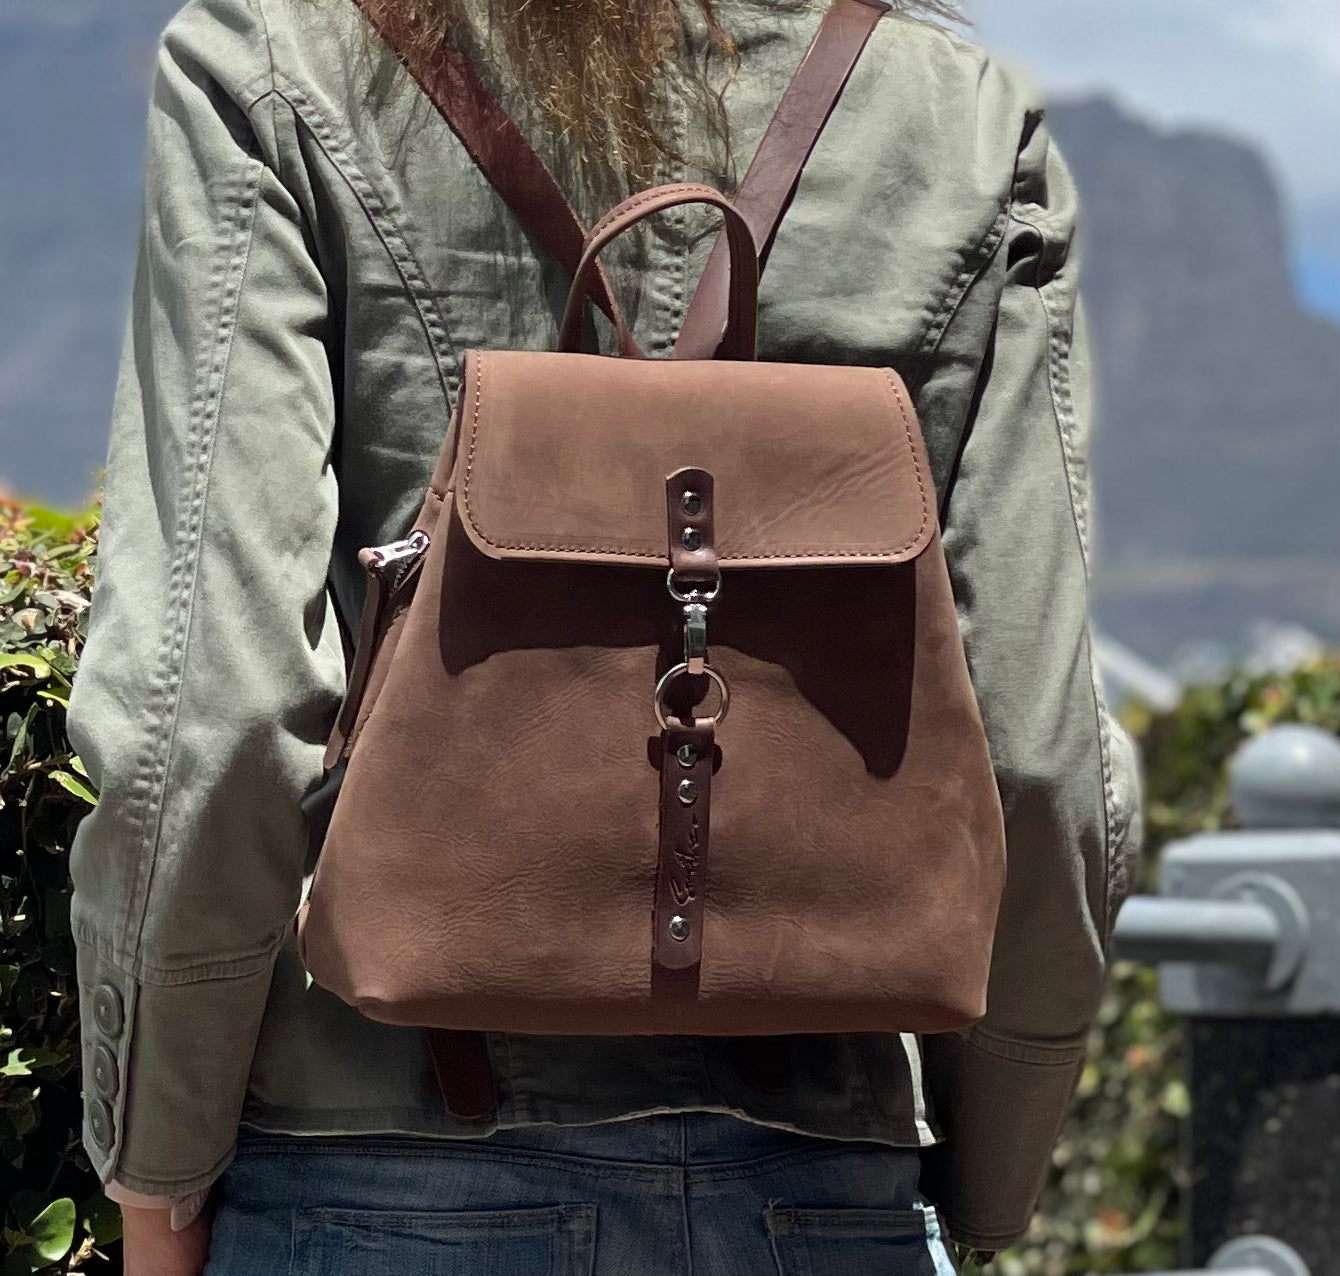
[970,0,1340,320]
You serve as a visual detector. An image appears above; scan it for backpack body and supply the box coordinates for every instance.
[299,341,1005,1036]
[298,4,1006,1042]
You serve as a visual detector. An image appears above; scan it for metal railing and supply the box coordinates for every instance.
[1104,724,1340,1273]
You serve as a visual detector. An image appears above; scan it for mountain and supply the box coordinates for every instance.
[0,7,1336,661]
[1046,98,1340,656]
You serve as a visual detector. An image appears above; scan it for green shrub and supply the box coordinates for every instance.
[4,495,1338,1274]
[1,499,117,1274]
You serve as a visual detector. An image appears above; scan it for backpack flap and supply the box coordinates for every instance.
[446,349,935,570]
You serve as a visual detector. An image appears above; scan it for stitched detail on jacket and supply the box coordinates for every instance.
[963,1026,1087,1065]
[458,356,932,560]
[76,923,286,987]
[267,75,462,415]
[915,196,1010,367]
[1034,275,1119,944]
[120,157,265,961]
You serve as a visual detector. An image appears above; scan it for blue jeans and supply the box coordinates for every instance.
[205,1114,958,1275]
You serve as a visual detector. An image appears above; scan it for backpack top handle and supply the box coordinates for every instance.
[354,0,884,363]
[558,184,760,361]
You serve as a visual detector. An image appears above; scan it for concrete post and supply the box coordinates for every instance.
[1184,726,1340,1271]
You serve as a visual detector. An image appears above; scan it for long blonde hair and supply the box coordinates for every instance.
[360,0,961,183]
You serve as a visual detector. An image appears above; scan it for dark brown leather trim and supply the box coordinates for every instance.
[652,722,714,978]
[322,547,428,771]
[425,1028,495,1122]
[674,0,889,359]
[558,185,759,361]
[322,552,388,772]
[350,0,640,358]
[666,467,719,586]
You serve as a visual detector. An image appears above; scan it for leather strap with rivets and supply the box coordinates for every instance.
[653,720,714,977]
[666,467,719,591]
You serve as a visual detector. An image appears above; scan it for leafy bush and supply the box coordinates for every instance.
[4,495,1338,1274]
[1,499,117,1274]
[989,654,1340,1275]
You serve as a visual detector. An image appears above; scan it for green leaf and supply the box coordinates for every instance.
[10,611,46,638]
[34,691,68,709]
[27,1199,75,1265]
[47,772,96,805]
[6,705,38,770]
[31,591,87,612]
[0,654,51,679]
[78,1195,122,1247]
[0,580,24,607]
[69,756,88,777]
[1,1048,62,1079]
[2,1093,38,1139]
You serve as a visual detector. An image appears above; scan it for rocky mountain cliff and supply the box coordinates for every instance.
[1046,99,1340,655]
[1,7,1336,659]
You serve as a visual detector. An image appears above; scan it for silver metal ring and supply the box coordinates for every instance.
[654,662,730,730]
[666,569,722,604]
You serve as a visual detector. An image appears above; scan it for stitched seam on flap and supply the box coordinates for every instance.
[459,358,932,559]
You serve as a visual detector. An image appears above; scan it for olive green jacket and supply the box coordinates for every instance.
[67,0,1142,1251]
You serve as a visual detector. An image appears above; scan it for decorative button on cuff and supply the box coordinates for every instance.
[92,1044,119,1100]
[88,1099,115,1151]
[92,985,124,1037]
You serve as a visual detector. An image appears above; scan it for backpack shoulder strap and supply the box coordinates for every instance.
[353,0,885,361]
[354,0,642,358]
[673,0,889,359]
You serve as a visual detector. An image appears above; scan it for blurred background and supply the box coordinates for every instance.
[0,0,1337,690]
[0,4,1337,1275]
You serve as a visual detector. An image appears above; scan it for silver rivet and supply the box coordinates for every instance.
[669,915,691,941]
[678,779,698,805]
[681,491,703,516]
[681,528,703,552]
[676,744,697,769]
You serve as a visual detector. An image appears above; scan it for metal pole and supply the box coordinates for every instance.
[1102,1233,1311,1276]
[1128,1269,1273,1276]
[1110,896,1279,969]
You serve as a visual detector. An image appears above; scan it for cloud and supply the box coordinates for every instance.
[970,0,1340,218]
[1226,0,1340,77]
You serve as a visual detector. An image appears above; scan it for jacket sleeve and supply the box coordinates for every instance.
[918,110,1144,1252]
[66,2,345,1195]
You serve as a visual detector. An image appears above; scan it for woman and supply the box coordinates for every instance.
[68,0,1142,1271]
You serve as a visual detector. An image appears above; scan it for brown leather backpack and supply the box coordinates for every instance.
[298,0,1005,1100]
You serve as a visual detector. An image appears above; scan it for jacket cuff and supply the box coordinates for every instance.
[76,938,277,1195]
[104,1180,214,1231]
[918,1028,1085,1251]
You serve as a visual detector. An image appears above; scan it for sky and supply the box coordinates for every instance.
[970,0,1340,319]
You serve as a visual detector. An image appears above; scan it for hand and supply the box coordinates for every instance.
[120,1205,212,1276]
